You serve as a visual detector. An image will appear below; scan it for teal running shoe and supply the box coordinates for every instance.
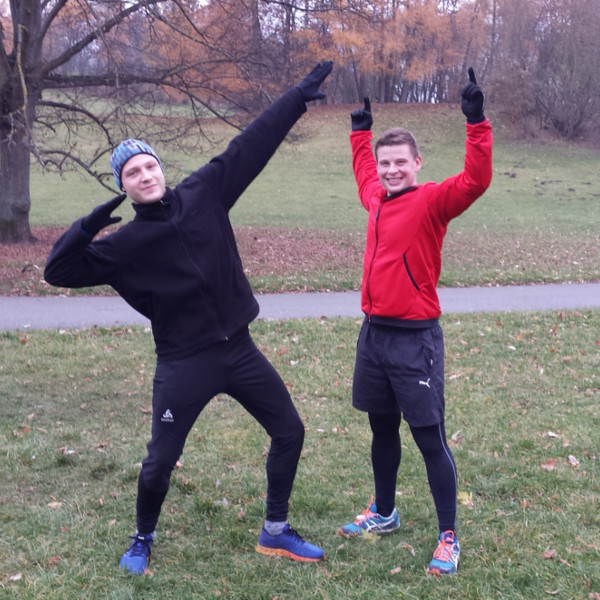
[119,533,154,575]
[427,530,460,575]
[339,496,400,537]
[256,524,325,562]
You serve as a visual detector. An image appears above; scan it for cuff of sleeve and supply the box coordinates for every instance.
[466,114,486,125]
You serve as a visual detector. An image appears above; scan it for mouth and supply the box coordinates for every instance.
[387,177,403,186]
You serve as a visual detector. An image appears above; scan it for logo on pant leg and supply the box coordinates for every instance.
[161,409,174,423]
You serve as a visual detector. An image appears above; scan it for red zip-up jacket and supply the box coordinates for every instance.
[351,119,493,322]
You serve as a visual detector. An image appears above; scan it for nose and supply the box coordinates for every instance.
[140,168,153,181]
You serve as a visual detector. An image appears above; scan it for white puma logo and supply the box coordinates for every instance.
[419,378,431,388]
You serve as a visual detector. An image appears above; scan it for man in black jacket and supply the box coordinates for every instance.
[45,61,333,574]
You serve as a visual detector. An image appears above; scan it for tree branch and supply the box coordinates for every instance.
[41,0,165,76]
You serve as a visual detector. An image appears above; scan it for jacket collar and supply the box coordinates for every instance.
[132,187,173,220]
[384,185,418,201]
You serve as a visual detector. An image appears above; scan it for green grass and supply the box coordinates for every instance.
[28,103,600,288]
[1,312,598,598]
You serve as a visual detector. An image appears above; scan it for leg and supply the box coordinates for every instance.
[409,422,457,532]
[121,352,223,574]
[137,353,224,534]
[368,412,401,517]
[410,422,460,576]
[409,423,457,533]
[339,322,401,537]
[223,331,323,561]
[224,331,304,522]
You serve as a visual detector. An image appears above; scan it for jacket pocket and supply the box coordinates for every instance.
[402,254,420,291]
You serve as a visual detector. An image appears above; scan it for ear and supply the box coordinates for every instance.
[415,155,423,171]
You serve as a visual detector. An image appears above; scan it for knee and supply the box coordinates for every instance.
[140,457,175,494]
[369,412,401,437]
[272,417,304,452]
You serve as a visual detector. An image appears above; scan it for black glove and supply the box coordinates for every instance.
[461,67,485,124]
[81,194,127,236]
[351,97,373,131]
[297,61,333,102]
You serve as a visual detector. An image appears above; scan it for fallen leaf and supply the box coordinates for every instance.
[9,573,22,582]
[541,458,557,471]
[390,566,402,574]
[542,548,557,559]
[399,542,416,556]
[567,455,579,468]
[458,490,474,508]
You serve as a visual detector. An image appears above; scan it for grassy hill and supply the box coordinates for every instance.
[21,102,600,292]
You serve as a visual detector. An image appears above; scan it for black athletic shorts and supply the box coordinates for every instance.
[352,319,445,427]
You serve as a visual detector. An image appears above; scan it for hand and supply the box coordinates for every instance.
[461,67,485,124]
[297,61,333,102]
[81,194,127,236]
[351,97,373,131]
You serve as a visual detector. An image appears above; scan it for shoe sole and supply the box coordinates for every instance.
[427,566,458,576]
[255,544,324,563]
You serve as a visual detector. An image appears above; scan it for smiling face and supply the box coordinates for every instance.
[120,154,166,204]
[376,144,422,195]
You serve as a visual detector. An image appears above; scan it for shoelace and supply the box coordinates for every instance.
[127,536,152,557]
[432,538,456,563]
[283,526,304,542]
[354,506,377,524]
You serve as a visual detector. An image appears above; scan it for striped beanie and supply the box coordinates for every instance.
[110,139,162,190]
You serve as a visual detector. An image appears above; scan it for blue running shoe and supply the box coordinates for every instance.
[256,524,325,562]
[339,496,400,537]
[427,530,460,575]
[119,533,154,575]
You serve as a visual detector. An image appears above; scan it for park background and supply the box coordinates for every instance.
[1,1,599,598]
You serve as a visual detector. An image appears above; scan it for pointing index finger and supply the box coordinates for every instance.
[364,97,371,112]
[468,67,477,85]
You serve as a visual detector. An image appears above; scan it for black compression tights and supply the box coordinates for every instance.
[368,412,458,533]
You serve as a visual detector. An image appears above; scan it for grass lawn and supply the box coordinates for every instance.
[1,101,598,598]
[1,312,598,599]
[23,102,600,292]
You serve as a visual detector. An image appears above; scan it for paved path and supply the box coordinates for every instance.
[1,282,599,331]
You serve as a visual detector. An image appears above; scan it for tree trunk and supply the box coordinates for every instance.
[0,109,35,243]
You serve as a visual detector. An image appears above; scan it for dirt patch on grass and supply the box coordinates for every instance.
[0,226,365,296]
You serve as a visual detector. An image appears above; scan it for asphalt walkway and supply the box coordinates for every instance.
[1,282,599,331]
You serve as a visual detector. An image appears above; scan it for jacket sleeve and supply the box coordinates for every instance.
[350,130,383,211]
[182,87,308,212]
[431,119,493,223]
[44,220,120,289]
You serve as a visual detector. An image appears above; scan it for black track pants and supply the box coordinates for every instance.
[368,413,457,532]
[136,327,305,533]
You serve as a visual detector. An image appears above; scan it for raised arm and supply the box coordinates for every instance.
[195,62,333,210]
[44,195,126,288]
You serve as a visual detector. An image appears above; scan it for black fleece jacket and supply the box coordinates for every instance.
[44,88,307,359]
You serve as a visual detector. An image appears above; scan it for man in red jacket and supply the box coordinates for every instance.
[338,69,493,576]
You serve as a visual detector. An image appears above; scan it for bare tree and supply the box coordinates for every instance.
[533,0,600,139]
[0,0,288,243]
